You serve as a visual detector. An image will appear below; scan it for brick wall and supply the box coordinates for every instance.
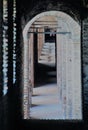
[38,28,44,60]
[82,16,88,121]
[0,1,88,129]
[0,0,3,97]
[20,3,86,120]
[0,0,3,129]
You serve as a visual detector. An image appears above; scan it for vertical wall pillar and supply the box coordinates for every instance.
[65,37,74,119]
[73,41,82,119]
[28,33,34,109]
[0,0,3,97]
[55,34,57,68]
[0,0,3,129]
[23,35,30,119]
[7,0,13,93]
[30,33,34,88]
[57,32,64,118]
[57,19,82,119]
[82,15,88,121]
[34,32,38,64]
[38,28,44,61]
[33,32,38,82]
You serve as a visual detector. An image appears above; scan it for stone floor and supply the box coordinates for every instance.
[30,83,63,119]
[30,42,63,119]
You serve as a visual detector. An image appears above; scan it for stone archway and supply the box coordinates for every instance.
[23,11,82,119]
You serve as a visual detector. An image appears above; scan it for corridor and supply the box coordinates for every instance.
[30,82,63,119]
[23,12,82,120]
[30,41,63,119]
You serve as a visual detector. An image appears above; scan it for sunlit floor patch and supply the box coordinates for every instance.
[30,83,63,119]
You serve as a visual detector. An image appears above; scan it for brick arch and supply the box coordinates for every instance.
[23,10,81,119]
[22,1,81,27]
[23,11,80,42]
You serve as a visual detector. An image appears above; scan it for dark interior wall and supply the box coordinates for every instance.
[0,0,3,98]
[19,0,84,10]
[19,0,88,129]
[82,9,88,122]
[0,1,3,130]
[20,0,82,28]
[0,0,88,130]
[20,0,88,127]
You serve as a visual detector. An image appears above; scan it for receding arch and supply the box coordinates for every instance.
[22,11,82,119]
[23,11,80,42]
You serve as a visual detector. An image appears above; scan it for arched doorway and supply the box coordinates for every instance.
[23,11,82,120]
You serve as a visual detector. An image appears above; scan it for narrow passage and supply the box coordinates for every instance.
[30,42,63,119]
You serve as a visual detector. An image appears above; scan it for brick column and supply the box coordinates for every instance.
[0,0,3,97]
[0,1,3,129]
[33,32,38,82]
[38,28,44,61]
[57,19,82,119]
[73,41,82,119]
[30,33,34,89]
[23,36,30,119]
[82,15,88,121]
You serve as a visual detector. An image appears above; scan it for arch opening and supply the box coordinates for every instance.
[22,11,82,120]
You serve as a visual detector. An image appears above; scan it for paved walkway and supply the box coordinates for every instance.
[30,83,63,119]
[30,42,63,119]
